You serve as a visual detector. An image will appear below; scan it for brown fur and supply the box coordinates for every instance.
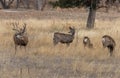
[102,35,116,56]
[83,36,93,48]
[53,27,75,46]
[12,23,28,54]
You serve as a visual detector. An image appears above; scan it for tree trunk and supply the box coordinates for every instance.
[115,0,120,12]
[35,0,42,10]
[86,0,97,29]
[41,0,46,11]
[24,0,30,9]
[16,0,30,9]
[35,0,46,11]
[16,0,19,8]
[0,0,14,9]
[86,7,96,29]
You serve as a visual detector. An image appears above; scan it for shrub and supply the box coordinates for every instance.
[49,0,82,8]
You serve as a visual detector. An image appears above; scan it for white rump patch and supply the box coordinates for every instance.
[84,38,88,42]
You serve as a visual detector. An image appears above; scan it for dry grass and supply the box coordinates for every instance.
[0,11,120,78]
[1,18,120,58]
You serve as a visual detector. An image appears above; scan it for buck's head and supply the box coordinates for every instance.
[12,22,27,35]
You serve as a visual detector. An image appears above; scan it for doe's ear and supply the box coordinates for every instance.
[69,26,75,28]
[69,26,72,29]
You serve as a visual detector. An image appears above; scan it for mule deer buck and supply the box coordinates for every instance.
[53,27,75,46]
[12,23,28,54]
[83,36,93,48]
[102,35,116,56]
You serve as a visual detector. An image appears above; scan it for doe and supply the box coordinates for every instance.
[83,36,93,48]
[102,35,116,56]
[53,27,75,46]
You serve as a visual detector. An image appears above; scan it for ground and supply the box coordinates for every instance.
[0,9,120,78]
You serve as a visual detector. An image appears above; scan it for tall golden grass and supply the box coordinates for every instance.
[0,11,120,78]
[0,17,120,59]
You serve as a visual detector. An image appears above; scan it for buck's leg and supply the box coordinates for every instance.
[27,67,31,78]
[15,45,17,55]
[28,67,30,75]
[24,46,27,52]
[20,68,22,78]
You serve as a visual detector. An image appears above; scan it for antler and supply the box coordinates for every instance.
[21,23,26,33]
[12,22,20,32]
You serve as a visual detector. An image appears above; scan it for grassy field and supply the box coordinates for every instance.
[0,10,120,78]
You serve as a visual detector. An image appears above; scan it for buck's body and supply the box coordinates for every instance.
[53,27,75,46]
[102,35,116,56]
[14,34,28,46]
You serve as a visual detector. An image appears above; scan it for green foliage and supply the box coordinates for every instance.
[58,0,81,8]
[49,1,59,8]
[49,0,83,8]
[49,0,100,9]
